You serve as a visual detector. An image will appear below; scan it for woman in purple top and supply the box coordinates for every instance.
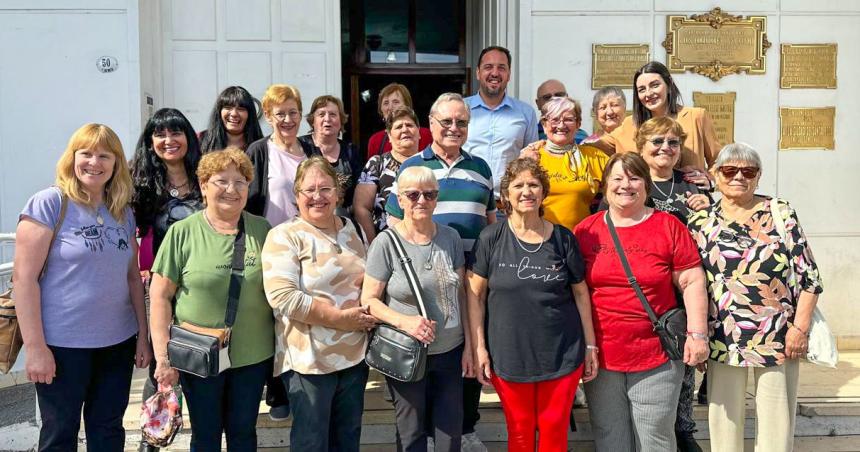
[14,123,152,451]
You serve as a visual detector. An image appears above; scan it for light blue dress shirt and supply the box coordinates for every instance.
[462,93,539,197]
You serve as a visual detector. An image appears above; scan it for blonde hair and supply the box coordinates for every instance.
[262,84,303,115]
[196,147,255,184]
[397,166,438,191]
[55,123,132,221]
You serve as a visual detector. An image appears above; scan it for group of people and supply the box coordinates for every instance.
[13,44,823,452]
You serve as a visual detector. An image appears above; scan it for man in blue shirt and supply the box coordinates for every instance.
[535,78,589,143]
[462,46,539,204]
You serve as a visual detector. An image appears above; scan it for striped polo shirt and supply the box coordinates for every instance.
[386,146,496,250]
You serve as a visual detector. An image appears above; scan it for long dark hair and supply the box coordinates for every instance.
[632,61,683,127]
[199,86,264,153]
[130,108,202,234]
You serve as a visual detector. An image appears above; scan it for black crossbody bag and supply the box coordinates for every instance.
[365,228,429,382]
[167,217,246,377]
[604,212,687,361]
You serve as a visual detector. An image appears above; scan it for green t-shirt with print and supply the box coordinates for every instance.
[153,211,274,368]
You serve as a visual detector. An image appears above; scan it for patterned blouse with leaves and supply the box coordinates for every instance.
[688,197,823,367]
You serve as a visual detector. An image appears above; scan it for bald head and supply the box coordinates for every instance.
[535,79,568,110]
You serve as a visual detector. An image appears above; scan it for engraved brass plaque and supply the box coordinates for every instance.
[780,44,837,89]
[591,44,650,89]
[779,107,835,150]
[591,111,632,134]
[662,8,770,81]
[693,92,736,145]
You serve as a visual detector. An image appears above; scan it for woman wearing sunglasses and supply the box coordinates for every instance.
[688,143,823,452]
[361,166,473,451]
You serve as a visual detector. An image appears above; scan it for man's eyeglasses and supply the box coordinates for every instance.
[401,190,439,202]
[539,92,567,102]
[717,166,760,179]
[431,117,469,129]
[718,230,756,249]
[299,186,337,198]
[209,179,249,191]
[649,137,681,149]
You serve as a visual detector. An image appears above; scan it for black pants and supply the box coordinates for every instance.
[179,359,270,452]
[388,345,464,452]
[35,335,136,452]
[462,377,482,434]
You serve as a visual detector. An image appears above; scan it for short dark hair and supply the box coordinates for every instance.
[385,106,420,132]
[305,95,349,132]
[604,152,653,197]
[477,45,512,67]
[632,61,683,127]
[499,158,550,216]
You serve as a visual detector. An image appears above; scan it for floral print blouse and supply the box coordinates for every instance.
[688,197,823,367]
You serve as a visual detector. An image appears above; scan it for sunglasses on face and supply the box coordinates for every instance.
[649,137,681,149]
[539,92,567,102]
[401,190,439,202]
[717,166,760,179]
[432,117,469,129]
[718,230,756,249]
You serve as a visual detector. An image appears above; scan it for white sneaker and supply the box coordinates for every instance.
[461,432,488,452]
[427,436,435,451]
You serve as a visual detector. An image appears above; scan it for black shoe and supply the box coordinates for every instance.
[676,431,702,452]
[268,404,291,421]
[138,443,159,452]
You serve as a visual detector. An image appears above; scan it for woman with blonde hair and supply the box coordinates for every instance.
[15,123,151,450]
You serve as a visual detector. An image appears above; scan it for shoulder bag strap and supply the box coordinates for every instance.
[382,228,429,319]
[377,133,389,155]
[36,195,68,281]
[223,215,246,330]
[769,198,787,240]
[343,216,366,245]
[604,212,659,326]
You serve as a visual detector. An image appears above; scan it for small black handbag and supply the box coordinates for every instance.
[167,217,246,378]
[365,229,429,382]
[605,212,687,361]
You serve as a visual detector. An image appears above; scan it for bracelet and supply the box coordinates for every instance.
[686,331,708,341]
[791,324,810,337]
[586,345,599,352]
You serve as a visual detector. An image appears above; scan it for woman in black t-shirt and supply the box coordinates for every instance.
[467,158,598,452]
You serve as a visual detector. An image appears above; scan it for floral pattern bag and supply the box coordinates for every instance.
[140,384,184,447]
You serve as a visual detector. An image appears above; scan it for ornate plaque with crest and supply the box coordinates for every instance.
[693,92,736,145]
[591,44,650,89]
[780,44,837,89]
[779,107,835,150]
[662,8,770,81]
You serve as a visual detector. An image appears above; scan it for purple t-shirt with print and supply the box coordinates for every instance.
[20,187,138,348]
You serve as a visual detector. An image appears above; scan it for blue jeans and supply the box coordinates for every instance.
[179,358,270,452]
[285,362,369,452]
[35,335,136,452]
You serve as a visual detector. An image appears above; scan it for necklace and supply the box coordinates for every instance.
[510,222,544,254]
[168,180,189,198]
[203,210,238,234]
[651,176,675,200]
[93,205,105,225]
[307,218,342,254]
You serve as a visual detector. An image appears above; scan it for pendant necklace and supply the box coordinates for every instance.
[93,205,105,225]
[651,176,675,201]
[168,180,189,198]
[423,240,436,270]
[308,218,342,254]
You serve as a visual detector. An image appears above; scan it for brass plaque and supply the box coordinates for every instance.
[693,92,736,145]
[591,111,632,134]
[779,107,835,150]
[591,44,650,89]
[662,8,771,81]
[780,44,837,89]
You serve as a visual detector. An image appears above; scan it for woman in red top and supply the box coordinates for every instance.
[366,83,432,158]
[573,152,709,451]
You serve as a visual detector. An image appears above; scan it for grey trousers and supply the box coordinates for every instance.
[584,360,684,452]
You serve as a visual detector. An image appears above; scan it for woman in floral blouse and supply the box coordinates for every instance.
[688,143,823,452]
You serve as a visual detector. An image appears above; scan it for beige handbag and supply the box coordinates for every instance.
[0,195,68,373]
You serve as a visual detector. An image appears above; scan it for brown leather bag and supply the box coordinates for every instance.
[0,195,68,374]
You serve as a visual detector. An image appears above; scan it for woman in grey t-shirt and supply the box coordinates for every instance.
[362,166,474,452]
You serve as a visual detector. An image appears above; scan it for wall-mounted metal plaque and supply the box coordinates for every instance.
[780,44,837,89]
[591,44,650,89]
[662,8,770,81]
[692,92,736,146]
[590,111,632,134]
[779,107,835,150]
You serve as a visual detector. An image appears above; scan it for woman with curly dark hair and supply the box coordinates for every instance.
[199,86,264,153]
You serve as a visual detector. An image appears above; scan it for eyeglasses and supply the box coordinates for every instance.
[299,186,337,198]
[546,116,579,126]
[539,92,567,102]
[431,116,469,129]
[208,179,249,191]
[717,166,760,179]
[717,230,756,249]
[649,137,681,149]
[401,190,439,202]
[272,110,301,122]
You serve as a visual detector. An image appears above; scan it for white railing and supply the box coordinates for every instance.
[0,233,15,291]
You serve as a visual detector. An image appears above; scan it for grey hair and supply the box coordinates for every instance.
[592,87,626,114]
[541,96,582,122]
[713,142,762,169]
[397,166,439,191]
[429,92,469,118]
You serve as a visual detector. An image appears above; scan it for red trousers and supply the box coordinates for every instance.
[491,365,583,452]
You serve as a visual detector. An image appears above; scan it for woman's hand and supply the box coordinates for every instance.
[685,192,710,211]
[135,335,153,369]
[461,346,475,378]
[519,140,546,160]
[26,344,56,384]
[474,345,492,385]
[154,360,179,387]
[684,336,709,366]
[784,325,809,361]
[582,347,600,383]
[401,315,436,344]
[336,306,378,331]
[681,166,712,190]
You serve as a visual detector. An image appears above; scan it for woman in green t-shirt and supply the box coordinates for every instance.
[149,148,274,451]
